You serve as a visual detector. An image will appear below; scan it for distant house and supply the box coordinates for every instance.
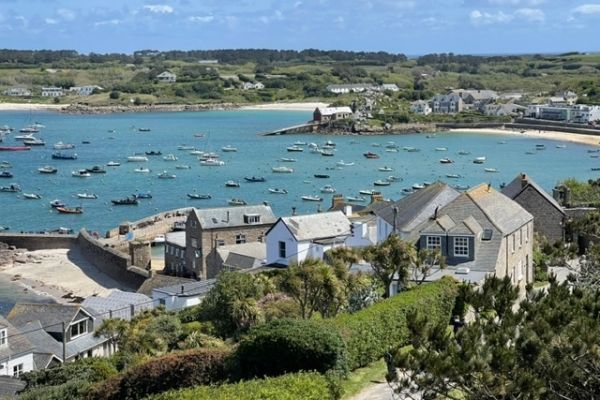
[410,100,432,115]
[156,71,176,83]
[502,173,566,243]
[68,85,102,96]
[571,104,600,124]
[184,205,277,280]
[40,87,63,97]
[242,82,264,90]
[431,93,463,114]
[266,211,352,266]
[0,316,35,377]
[451,89,498,105]
[483,103,525,117]
[3,87,31,97]
[164,231,186,276]
[381,83,400,92]
[82,290,152,321]
[552,90,578,106]
[313,106,353,122]
[152,279,215,311]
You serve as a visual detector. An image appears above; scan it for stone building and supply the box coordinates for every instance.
[184,205,277,280]
[313,106,353,123]
[502,173,566,243]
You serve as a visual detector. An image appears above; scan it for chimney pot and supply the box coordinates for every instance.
[181,285,184,294]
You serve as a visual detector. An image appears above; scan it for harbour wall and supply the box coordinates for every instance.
[0,233,77,250]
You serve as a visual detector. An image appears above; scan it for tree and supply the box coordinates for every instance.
[411,248,447,285]
[362,235,415,298]
[109,90,120,100]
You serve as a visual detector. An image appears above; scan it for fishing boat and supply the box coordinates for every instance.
[229,198,247,206]
[52,152,77,160]
[0,171,13,178]
[268,188,288,194]
[72,170,91,177]
[133,192,152,199]
[458,150,471,155]
[49,199,65,208]
[244,176,266,182]
[86,165,106,174]
[111,197,139,205]
[56,206,83,214]
[163,154,178,161]
[23,137,45,146]
[287,145,304,152]
[363,152,379,159]
[200,159,225,166]
[77,192,98,199]
[412,183,425,190]
[145,150,162,156]
[175,165,191,169]
[378,166,393,172]
[225,180,240,188]
[23,193,41,199]
[347,196,366,203]
[320,150,335,157]
[134,167,150,173]
[473,156,486,164]
[359,189,375,195]
[138,128,151,132]
[53,141,75,150]
[336,160,354,167]
[302,195,322,202]
[106,161,121,167]
[484,168,498,173]
[127,155,148,162]
[0,146,31,151]
[320,185,336,193]
[272,166,293,173]
[374,179,391,186]
[446,173,461,179]
[435,147,448,151]
[187,193,211,200]
[280,157,297,162]
[439,158,454,164]
[158,171,176,179]
[314,174,330,179]
[221,145,238,152]
[38,166,57,174]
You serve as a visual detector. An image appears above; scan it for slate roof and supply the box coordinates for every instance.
[501,173,565,215]
[0,376,26,397]
[217,242,266,270]
[276,211,352,241]
[452,89,498,101]
[165,231,186,247]
[18,320,63,366]
[137,274,196,296]
[191,205,277,230]
[318,106,353,115]
[0,315,35,363]
[375,182,460,233]
[153,279,216,298]
[7,304,93,335]
[82,290,152,320]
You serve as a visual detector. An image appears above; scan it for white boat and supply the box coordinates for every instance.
[72,169,91,177]
[320,150,335,157]
[38,166,57,174]
[200,159,225,166]
[310,147,322,154]
[458,150,471,155]
[199,152,219,160]
[385,148,399,153]
[13,133,35,140]
[189,150,204,155]
[302,195,322,202]
[378,166,393,172]
[324,140,336,147]
[359,189,375,195]
[435,147,448,151]
[268,188,288,194]
[412,183,425,190]
[127,155,148,162]
[53,141,75,150]
[556,144,567,149]
[308,142,318,148]
[163,154,178,161]
[473,156,486,164]
[439,158,454,164]
[152,234,165,245]
[287,145,304,152]
[175,164,191,169]
[0,161,11,168]
[106,161,121,167]
[134,167,151,173]
[347,196,366,202]
[272,166,294,173]
[225,180,240,188]
[320,185,336,193]
[336,160,355,167]
[229,198,247,206]
[23,138,45,146]
[221,145,238,152]
[280,157,297,162]
[484,168,498,173]
[446,173,461,179]
[158,171,176,179]
[77,192,98,199]
[23,193,41,199]
[177,145,195,150]
[374,179,391,186]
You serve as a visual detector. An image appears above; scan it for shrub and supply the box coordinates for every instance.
[18,379,93,400]
[148,372,333,400]
[109,90,120,99]
[326,277,457,370]
[86,348,231,400]
[235,319,347,379]
[21,357,117,390]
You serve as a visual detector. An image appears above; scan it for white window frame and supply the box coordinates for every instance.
[70,319,88,339]
[453,237,469,258]
[426,236,441,251]
[216,239,225,247]
[278,241,286,258]
[0,328,7,347]
[235,234,246,244]
[13,363,23,377]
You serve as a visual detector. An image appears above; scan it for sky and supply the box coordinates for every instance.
[0,0,599,55]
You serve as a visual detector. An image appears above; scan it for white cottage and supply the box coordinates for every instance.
[0,316,34,377]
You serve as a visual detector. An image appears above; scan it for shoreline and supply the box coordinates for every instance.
[0,102,69,111]
[447,127,600,147]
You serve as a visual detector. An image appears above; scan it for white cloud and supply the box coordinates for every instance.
[572,4,600,15]
[57,8,75,21]
[470,9,513,24]
[293,1,302,8]
[487,0,544,5]
[45,18,58,25]
[515,8,545,22]
[188,15,214,23]
[94,19,121,27]
[143,5,174,14]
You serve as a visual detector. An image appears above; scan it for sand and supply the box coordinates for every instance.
[0,248,133,303]
[0,102,68,111]
[240,101,328,111]
[448,127,600,147]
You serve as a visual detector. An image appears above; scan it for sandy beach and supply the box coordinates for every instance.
[448,127,600,147]
[240,101,328,111]
[0,102,69,111]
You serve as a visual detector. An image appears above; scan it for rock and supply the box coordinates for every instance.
[14,255,27,263]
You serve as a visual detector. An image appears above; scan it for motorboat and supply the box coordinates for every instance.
[0,171,13,178]
[435,147,448,151]
[225,180,240,188]
[52,152,77,160]
[145,150,162,156]
[374,179,391,186]
[229,198,247,206]
[178,145,195,150]
[484,168,499,173]
[163,154,178,161]
[53,141,75,150]
[127,155,148,162]
[72,169,91,177]
[14,133,36,140]
[38,166,57,174]
[158,171,176,179]
[336,160,354,167]
[385,142,399,149]
[387,175,401,182]
[86,165,106,174]
[320,150,335,157]
[200,159,225,166]
[111,197,139,205]
[314,174,330,179]
[272,166,293,173]
[56,206,83,214]
[302,195,322,202]
[199,152,219,160]
[77,192,98,199]
[221,145,238,152]
[133,192,152,199]
[473,156,486,164]
[189,150,204,155]
[152,235,165,245]
[138,128,151,132]
[268,188,288,194]
[175,165,191,169]
[106,161,121,167]
[458,150,471,155]
[385,148,399,153]
[134,168,152,174]
[49,199,65,208]
[324,140,336,147]
[359,189,375,195]
[439,158,454,164]
[446,174,461,179]
[287,145,304,152]
[23,193,41,199]
[187,193,211,200]
[280,157,297,162]
[293,141,306,146]
[320,185,336,193]
[378,166,393,172]
[363,152,379,159]
[0,161,11,168]
[412,183,425,190]
[244,176,266,182]
[347,196,366,202]
[23,137,45,146]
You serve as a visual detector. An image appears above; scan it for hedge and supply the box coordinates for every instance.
[148,372,333,400]
[20,357,117,390]
[86,348,231,400]
[326,277,457,370]
[17,379,94,400]
[234,319,347,379]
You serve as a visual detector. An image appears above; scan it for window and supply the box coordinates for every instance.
[0,329,6,347]
[278,241,286,258]
[175,248,179,258]
[191,238,198,248]
[181,250,185,258]
[159,298,166,306]
[482,229,493,241]
[13,363,23,377]
[244,214,261,224]
[426,236,441,250]
[257,235,263,243]
[190,219,196,228]
[235,234,246,244]
[216,239,225,247]
[453,237,469,257]
[70,319,88,338]
[517,261,524,282]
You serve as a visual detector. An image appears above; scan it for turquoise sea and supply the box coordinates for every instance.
[0,109,597,234]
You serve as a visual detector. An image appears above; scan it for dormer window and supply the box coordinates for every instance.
[244,214,261,224]
[0,328,7,347]
[70,319,88,339]
[426,236,441,250]
[453,237,469,257]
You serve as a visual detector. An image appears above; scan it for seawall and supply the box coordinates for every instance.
[0,233,77,250]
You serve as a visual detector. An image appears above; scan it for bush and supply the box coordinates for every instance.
[109,90,120,99]
[235,319,347,379]
[21,357,117,390]
[326,277,457,370]
[18,379,93,400]
[148,372,334,400]
[86,348,231,400]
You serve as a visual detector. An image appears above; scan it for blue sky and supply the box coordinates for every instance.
[0,0,599,55]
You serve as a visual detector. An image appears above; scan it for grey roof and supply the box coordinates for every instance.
[0,316,35,363]
[153,279,216,298]
[452,89,498,101]
[277,211,351,241]
[82,290,152,320]
[7,304,93,334]
[375,182,460,233]
[432,93,462,102]
[165,231,186,247]
[0,376,26,396]
[501,173,565,215]
[409,267,490,285]
[217,242,266,270]
[192,205,277,230]
[137,274,196,296]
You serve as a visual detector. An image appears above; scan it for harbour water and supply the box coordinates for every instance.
[0,109,597,234]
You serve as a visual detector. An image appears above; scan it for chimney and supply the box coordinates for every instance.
[370,191,384,204]
[181,285,185,294]
[520,173,528,188]
[292,207,297,216]
[433,206,439,220]
[226,211,230,222]
[344,205,352,217]
[332,194,345,209]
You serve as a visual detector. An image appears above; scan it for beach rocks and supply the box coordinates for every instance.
[60,103,240,115]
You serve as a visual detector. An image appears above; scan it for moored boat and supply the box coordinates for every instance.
[163,154,178,161]
[23,138,45,146]
[145,150,162,156]
[287,145,304,152]
[458,150,471,155]
[86,165,106,174]
[302,195,322,202]
[320,185,336,193]
[320,150,335,156]
[244,176,266,182]
[229,198,247,206]
[374,179,391,186]
[134,167,150,173]
[280,157,297,162]
[53,141,75,150]
[187,193,211,200]
[23,193,41,199]
[0,146,31,151]
[268,188,288,194]
[111,197,138,205]
[56,206,83,214]
[314,174,330,179]
[221,145,238,152]
[272,166,293,173]
[359,189,375,195]
[38,166,57,174]
[363,152,379,159]
[77,192,98,199]
[439,158,454,164]
[225,180,240,188]
[484,168,499,173]
[0,171,13,178]
[446,173,461,179]
[127,155,148,162]
[138,128,151,132]
[200,159,225,166]
[52,152,77,160]
[378,166,393,172]
[336,160,354,167]
[133,192,152,199]
[72,169,91,177]
[435,147,448,151]
[106,161,121,167]
[49,199,65,208]
[175,165,191,169]
[473,156,486,164]
[157,171,176,179]
[412,183,425,190]
[347,196,366,202]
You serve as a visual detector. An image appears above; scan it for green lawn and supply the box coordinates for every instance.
[340,359,387,399]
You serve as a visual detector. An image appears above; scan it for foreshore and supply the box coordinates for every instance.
[447,127,600,147]
[0,102,68,111]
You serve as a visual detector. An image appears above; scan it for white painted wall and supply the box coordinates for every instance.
[0,353,34,377]
[266,220,297,265]
[151,292,202,311]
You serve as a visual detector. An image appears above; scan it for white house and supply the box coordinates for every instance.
[0,316,34,377]
[69,85,102,96]
[410,100,432,115]
[41,87,63,97]
[152,279,215,311]
[242,82,265,90]
[3,87,31,97]
[381,83,400,92]
[266,211,352,266]
[571,104,600,124]
[157,71,176,83]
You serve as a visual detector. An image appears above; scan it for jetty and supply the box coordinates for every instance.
[260,122,319,136]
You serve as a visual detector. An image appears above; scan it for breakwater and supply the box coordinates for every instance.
[60,102,240,115]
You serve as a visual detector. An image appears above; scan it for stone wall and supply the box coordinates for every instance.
[0,233,77,250]
[514,186,565,243]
